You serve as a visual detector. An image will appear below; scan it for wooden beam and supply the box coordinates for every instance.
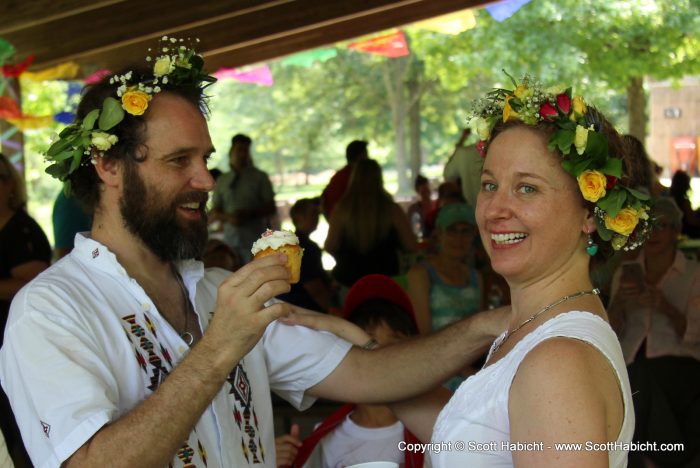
[1,0,286,67]
[204,0,486,69]
[0,0,126,34]
[6,0,483,75]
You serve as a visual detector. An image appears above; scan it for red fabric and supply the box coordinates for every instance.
[2,55,34,77]
[321,165,352,219]
[0,96,22,119]
[292,404,424,467]
[343,274,418,331]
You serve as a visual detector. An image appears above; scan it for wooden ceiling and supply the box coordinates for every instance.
[1,0,487,77]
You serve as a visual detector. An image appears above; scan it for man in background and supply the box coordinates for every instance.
[210,134,276,263]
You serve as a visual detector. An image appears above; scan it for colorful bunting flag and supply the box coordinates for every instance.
[21,61,80,81]
[84,69,111,84]
[2,55,35,77]
[280,48,337,67]
[213,65,274,87]
[348,30,410,58]
[0,96,21,119]
[412,9,476,34]
[5,116,54,131]
[54,111,76,124]
[0,38,15,65]
[485,0,531,22]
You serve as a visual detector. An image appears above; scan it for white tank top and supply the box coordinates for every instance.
[431,311,634,467]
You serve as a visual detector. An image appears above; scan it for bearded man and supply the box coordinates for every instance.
[0,39,504,468]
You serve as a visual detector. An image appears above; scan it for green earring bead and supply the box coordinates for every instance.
[586,235,598,256]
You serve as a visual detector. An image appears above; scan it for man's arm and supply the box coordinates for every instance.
[64,255,292,467]
[305,307,508,403]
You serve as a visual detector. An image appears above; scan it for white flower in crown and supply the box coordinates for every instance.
[153,55,174,77]
[470,116,491,141]
[91,131,118,151]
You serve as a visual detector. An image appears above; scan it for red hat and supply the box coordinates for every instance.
[343,274,417,329]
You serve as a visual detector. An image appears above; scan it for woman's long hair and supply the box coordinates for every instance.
[334,159,394,254]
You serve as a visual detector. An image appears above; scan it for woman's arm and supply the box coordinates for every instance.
[508,338,622,467]
[406,264,433,334]
[0,260,49,301]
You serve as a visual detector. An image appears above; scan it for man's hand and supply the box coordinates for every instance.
[275,424,302,467]
[202,254,292,371]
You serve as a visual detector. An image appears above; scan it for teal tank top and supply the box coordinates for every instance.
[423,261,482,331]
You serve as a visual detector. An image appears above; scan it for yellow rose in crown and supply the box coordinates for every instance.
[122,89,151,116]
[605,208,640,236]
[577,170,607,202]
[571,96,587,120]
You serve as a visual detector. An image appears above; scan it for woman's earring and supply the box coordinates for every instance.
[586,233,599,256]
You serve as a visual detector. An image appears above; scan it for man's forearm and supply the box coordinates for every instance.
[64,337,240,467]
[309,308,507,404]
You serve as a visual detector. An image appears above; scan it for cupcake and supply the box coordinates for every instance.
[251,229,303,283]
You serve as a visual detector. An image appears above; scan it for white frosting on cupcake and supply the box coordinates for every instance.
[251,229,299,255]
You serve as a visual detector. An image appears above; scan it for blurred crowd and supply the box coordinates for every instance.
[2,126,700,467]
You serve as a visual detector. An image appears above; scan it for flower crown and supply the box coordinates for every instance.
[44,36,216,187]
[469,73,652,252]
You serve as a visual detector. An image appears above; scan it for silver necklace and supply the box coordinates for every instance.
[492,288,600,354]
[174,271,194,346]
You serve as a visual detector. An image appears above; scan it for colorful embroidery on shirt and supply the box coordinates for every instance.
[228,363,265,463]
[40,420,50,438]
[197,439,208,465]
[122,313,173,391]
[176,442,196,468]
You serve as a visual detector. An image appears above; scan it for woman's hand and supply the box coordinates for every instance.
[280,305,371,346]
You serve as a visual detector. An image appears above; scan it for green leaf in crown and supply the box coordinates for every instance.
[43,35,217,191]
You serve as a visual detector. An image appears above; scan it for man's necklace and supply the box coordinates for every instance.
[174,270,195,346]
[491,288,600,355]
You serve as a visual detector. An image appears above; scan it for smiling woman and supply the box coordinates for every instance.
[428,75,651,468]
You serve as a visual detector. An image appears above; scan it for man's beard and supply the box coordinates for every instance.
[120,162,209,262]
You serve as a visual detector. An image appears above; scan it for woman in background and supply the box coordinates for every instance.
[325,158,417,291]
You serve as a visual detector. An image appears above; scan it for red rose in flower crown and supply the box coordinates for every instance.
[539,102,558,119]
[556,93,571,114]
[476,140,487,158]
[466,72,652,253]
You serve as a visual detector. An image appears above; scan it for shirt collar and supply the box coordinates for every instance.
[71,233,205,290]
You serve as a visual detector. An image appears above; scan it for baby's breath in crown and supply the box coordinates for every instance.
[44,36,215,192]
[468,72,652,253]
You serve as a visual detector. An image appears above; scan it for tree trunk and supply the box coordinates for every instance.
[407,76,422,184]
[627,76,646,142]
[382,57,410,194]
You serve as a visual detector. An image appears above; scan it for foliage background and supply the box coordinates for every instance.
[12,0,700,243]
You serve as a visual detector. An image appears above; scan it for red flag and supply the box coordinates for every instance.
[348,31,409,58]
[2,55,35,77]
